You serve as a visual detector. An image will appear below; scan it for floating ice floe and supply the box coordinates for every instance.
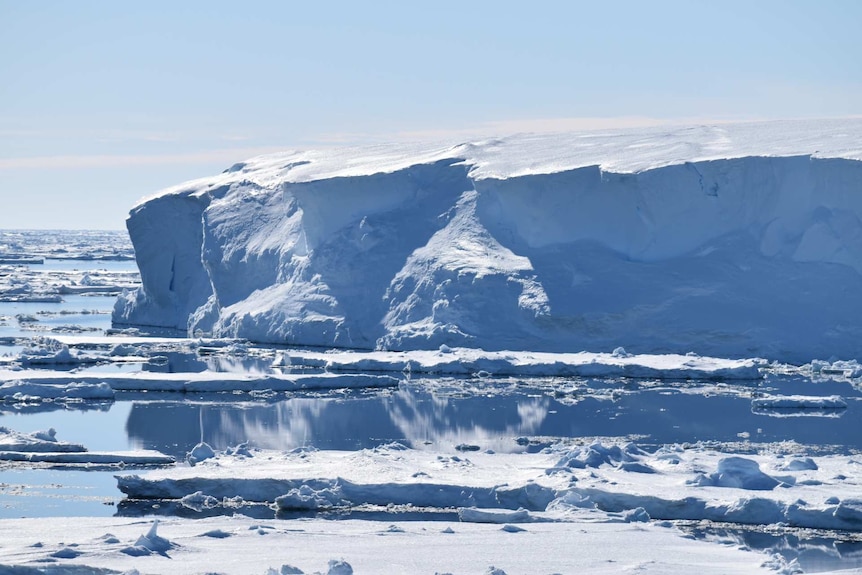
[116,440,862,533]
[284,347,767,380]
[0,345,768,401]
[751,394,848,418]
[0,425,173,468]
[0,380,115,402]
[0,426,85,453]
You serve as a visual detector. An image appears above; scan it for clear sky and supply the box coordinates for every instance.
[1,0,860,229]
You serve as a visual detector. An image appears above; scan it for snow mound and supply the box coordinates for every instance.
[187,442,216,465]
[121,520,176,557]
[691,456,781,491]
[554,441,646,470]
[275,485,347,511]
[325,559,353,575]
[114,119,862,362]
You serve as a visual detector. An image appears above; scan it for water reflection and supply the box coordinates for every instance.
[2,376,861,522]
[124,378,862,459]
[140,351,296,375]
[0,294,119,339]
[683,524,862,574]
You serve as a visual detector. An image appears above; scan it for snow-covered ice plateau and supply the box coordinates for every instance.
[114,119,862,362]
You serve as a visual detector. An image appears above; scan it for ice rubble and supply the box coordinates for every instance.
[114,119,862,362]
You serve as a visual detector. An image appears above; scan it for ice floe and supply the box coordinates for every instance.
[0,425,172,469]
[112,440,862,536]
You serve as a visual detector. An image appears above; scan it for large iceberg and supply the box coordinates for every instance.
[113,119,862,362]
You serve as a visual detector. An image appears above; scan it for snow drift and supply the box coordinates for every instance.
[113,119,862,362]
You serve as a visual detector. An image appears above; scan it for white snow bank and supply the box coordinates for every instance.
[115,119,862,362]
[552,443,862,532]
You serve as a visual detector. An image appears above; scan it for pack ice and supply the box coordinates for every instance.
[113,119,862,362]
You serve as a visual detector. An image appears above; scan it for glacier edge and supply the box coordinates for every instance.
[113,127,862,363]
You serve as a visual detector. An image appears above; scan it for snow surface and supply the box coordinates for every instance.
[114,119,862,362]
[6,121,862,573]
[0,515,775,574]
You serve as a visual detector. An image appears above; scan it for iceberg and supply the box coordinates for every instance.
[113,119,862,362]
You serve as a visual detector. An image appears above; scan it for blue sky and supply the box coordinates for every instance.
[1,0,860,229]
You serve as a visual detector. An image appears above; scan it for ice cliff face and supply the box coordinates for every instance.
[113,120,862,362]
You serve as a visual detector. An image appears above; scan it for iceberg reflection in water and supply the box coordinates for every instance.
[122,376,862,459]
[0,374,859,521]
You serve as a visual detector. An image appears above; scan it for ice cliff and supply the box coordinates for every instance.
[113,119,862,362]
